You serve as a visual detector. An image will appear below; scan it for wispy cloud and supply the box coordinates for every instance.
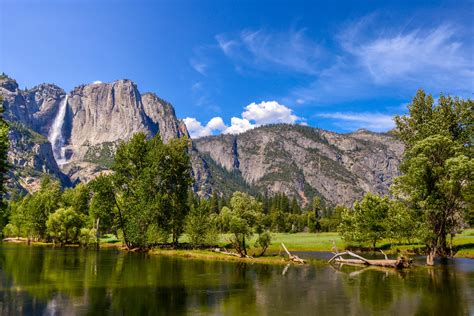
[293,19,474,104]
[315,112,395,132]
[344,23,473,88]
[190,59,208,76]
[216,28,327,75]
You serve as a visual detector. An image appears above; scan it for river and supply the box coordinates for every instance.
[0,243,473,315]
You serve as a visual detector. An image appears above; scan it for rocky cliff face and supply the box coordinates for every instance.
[1,76,403,207]
[1,77,70,193]
[0,77,195,192]
[194,124,403,206]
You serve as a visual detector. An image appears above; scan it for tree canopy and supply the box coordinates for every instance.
[393,90,473,264]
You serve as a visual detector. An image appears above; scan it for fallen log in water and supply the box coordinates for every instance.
[328,250,411,269]
[281,243,305,264]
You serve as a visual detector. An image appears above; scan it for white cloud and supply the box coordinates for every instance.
[183,118,208,138]
[92,80,102,84]
[184,101,303,138]
[316,112,395,132]
[183,117,226,138]
[224,117,255,134]
[242,101,300,125]
[206,117,227,131]
[216,29,326,74]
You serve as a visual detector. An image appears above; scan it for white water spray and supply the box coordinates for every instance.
[48,95,68,165]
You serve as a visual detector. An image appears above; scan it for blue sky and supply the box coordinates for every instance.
[1,0,473,136]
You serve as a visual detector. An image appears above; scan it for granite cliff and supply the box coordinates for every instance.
[194,124,403,206]
[1,76,402,206]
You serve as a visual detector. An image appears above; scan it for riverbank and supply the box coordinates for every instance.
[4,229,474,262]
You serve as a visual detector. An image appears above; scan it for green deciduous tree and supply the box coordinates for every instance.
[89,175,117,236]
[23,177,62,240]
[97,133,192,249]
[386,200,421,244]
[46,207,84,244]
[339,193,390,249]
[62,183,90,215]
[184,199,218,247]
[393,90,473,264]
[220,192,266,257]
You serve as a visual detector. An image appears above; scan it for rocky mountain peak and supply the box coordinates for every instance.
[0,77,19,92]
[194,124,403,206]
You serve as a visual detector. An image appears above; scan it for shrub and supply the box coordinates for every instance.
[46,207,84,244]
[79,228,98,248]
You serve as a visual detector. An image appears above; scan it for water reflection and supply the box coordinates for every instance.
[0,243,472,315]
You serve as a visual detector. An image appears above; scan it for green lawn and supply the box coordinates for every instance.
[239,229,474,258]
[105,229,474,258]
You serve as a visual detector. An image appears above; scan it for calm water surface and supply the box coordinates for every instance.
[0,243,473,315]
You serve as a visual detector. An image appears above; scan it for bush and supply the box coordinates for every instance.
[46,207,84,244]
[79,228,98,248]
[2,223,18,238]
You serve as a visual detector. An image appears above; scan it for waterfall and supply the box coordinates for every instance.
[48,95,68,165]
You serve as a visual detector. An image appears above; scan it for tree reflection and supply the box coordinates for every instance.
[0,244,472,315]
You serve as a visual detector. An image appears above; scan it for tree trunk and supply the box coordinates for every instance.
[438,233,448,257]
[114,197,130,249]
[427,247,436,266]
[329,251,411,268]
[96,218,100,251]
[242,236,247,256]
[281,243,305,264]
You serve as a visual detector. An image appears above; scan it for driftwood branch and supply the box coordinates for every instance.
[213,248,253,259]
[282,263,291,276]
[213,248,240,257]
[281,243,305,264]
[328,251,411,269]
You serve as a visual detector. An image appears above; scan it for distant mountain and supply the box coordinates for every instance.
[0,76,403,206]
[194,124,403,206]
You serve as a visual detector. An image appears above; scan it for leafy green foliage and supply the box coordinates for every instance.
[393,90,473,258]
[219,192,270,256]
[95,133,192,248]
[79,228,98,248]
[46,207,84,244]
[254,231,271,256]
[12,177,62,240]
[62,183,90,215]
[184,199,218,247]
[89,175,116,235]
[339,193,390,248]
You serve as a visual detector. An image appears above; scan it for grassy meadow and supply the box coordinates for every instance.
[100,228,474,259]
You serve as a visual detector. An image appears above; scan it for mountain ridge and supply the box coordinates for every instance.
[1,76,403,206]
